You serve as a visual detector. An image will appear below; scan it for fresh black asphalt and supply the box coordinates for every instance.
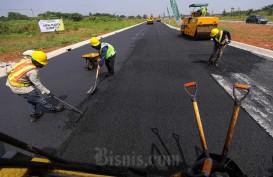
[0,22,272,176]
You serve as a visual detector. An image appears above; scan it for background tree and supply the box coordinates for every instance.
[8,12,29,20]
[246,9,254,15]
[222,9,227,16]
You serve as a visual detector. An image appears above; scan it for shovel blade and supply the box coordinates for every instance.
[87,86,94,94]
[87,85,97,94]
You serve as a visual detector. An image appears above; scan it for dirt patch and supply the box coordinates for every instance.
[219,22,273,50]
[0,46,69,63]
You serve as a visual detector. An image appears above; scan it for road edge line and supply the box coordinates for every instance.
[164,23,273,60]
[46,22,145,59]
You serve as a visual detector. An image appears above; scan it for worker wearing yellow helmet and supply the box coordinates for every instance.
[209,28,232,66]
[6,50,64,122]
[90,37,116,80]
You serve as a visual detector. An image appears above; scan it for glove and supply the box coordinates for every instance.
[97,65,101,71]
[225,40,231,45]
[47,92,54,97]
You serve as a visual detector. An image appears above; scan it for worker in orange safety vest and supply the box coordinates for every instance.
[6,51,64,122]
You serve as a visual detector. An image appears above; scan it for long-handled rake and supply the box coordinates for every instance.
[52,95,83,115]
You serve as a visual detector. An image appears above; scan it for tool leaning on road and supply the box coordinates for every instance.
[5,50,64,122]
[182,82,249,177]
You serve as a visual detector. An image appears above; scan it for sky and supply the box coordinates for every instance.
[0,0,272,17]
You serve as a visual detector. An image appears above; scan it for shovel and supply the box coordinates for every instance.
[220,84,250,164]
[184,82,249,177]
[87,68,99,94]
[184,82,213,176]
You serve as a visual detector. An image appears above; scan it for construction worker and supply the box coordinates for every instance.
[209,28,232,67]
[6,51,64,122]
[90,37,116,80]
[195,6,208,17]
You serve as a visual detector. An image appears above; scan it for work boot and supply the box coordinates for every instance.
[207,61,213,66]
[104,72,110,79]
[52,105,64,113]
[30,112,44,122]
[108,74,114,81]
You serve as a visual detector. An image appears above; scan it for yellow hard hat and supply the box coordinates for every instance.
[31,51,48,65]
[205,6,208,10]
[210,28,219,37]
[90,37,101,47]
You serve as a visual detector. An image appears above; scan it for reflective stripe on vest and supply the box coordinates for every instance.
[215,30,223,43]
[201,8,206,15]
[8,59,36,87]
[100,43,116,59]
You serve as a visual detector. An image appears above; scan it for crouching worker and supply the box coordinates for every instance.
[209,28,232,67]
[90,37,116,80]
[6,51,64,122]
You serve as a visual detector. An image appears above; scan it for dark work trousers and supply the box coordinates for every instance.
[18,89,55,116]
[105,54,116,76]
[209,44,225,64]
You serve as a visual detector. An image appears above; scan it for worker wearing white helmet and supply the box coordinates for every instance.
[90,37,116,80]
[6,50,64,122]
[209,28,232,66]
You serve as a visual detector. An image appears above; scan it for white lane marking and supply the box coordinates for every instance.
[212,73,273,137]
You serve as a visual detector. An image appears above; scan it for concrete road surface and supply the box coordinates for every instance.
[1,22,273,177]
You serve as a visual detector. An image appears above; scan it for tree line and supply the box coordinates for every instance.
[0,12,147,21]
[221,4,273,16]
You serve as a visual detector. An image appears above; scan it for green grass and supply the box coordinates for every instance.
[219,14,273,22]
[0,18,144,56]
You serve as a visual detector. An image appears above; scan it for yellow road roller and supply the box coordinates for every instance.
[180,3,219,40]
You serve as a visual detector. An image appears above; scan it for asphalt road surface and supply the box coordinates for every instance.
[1,22,273,177]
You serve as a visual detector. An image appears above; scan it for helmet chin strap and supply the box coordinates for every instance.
[31,58,44,68]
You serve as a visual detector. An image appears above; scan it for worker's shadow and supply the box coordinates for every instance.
[98,71,109,83]
[147,128,190,176]
[192,60,208,64]
[176,34,193,41]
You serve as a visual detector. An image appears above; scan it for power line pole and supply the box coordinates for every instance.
[31,8,34,17]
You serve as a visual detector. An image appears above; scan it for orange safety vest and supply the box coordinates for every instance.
[8,59,36,87]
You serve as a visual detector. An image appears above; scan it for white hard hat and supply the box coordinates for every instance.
[22,50,35,56]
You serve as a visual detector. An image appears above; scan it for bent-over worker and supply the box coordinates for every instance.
[6,51,64,122]
[90,37,116,80]
[209,28,232,66]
